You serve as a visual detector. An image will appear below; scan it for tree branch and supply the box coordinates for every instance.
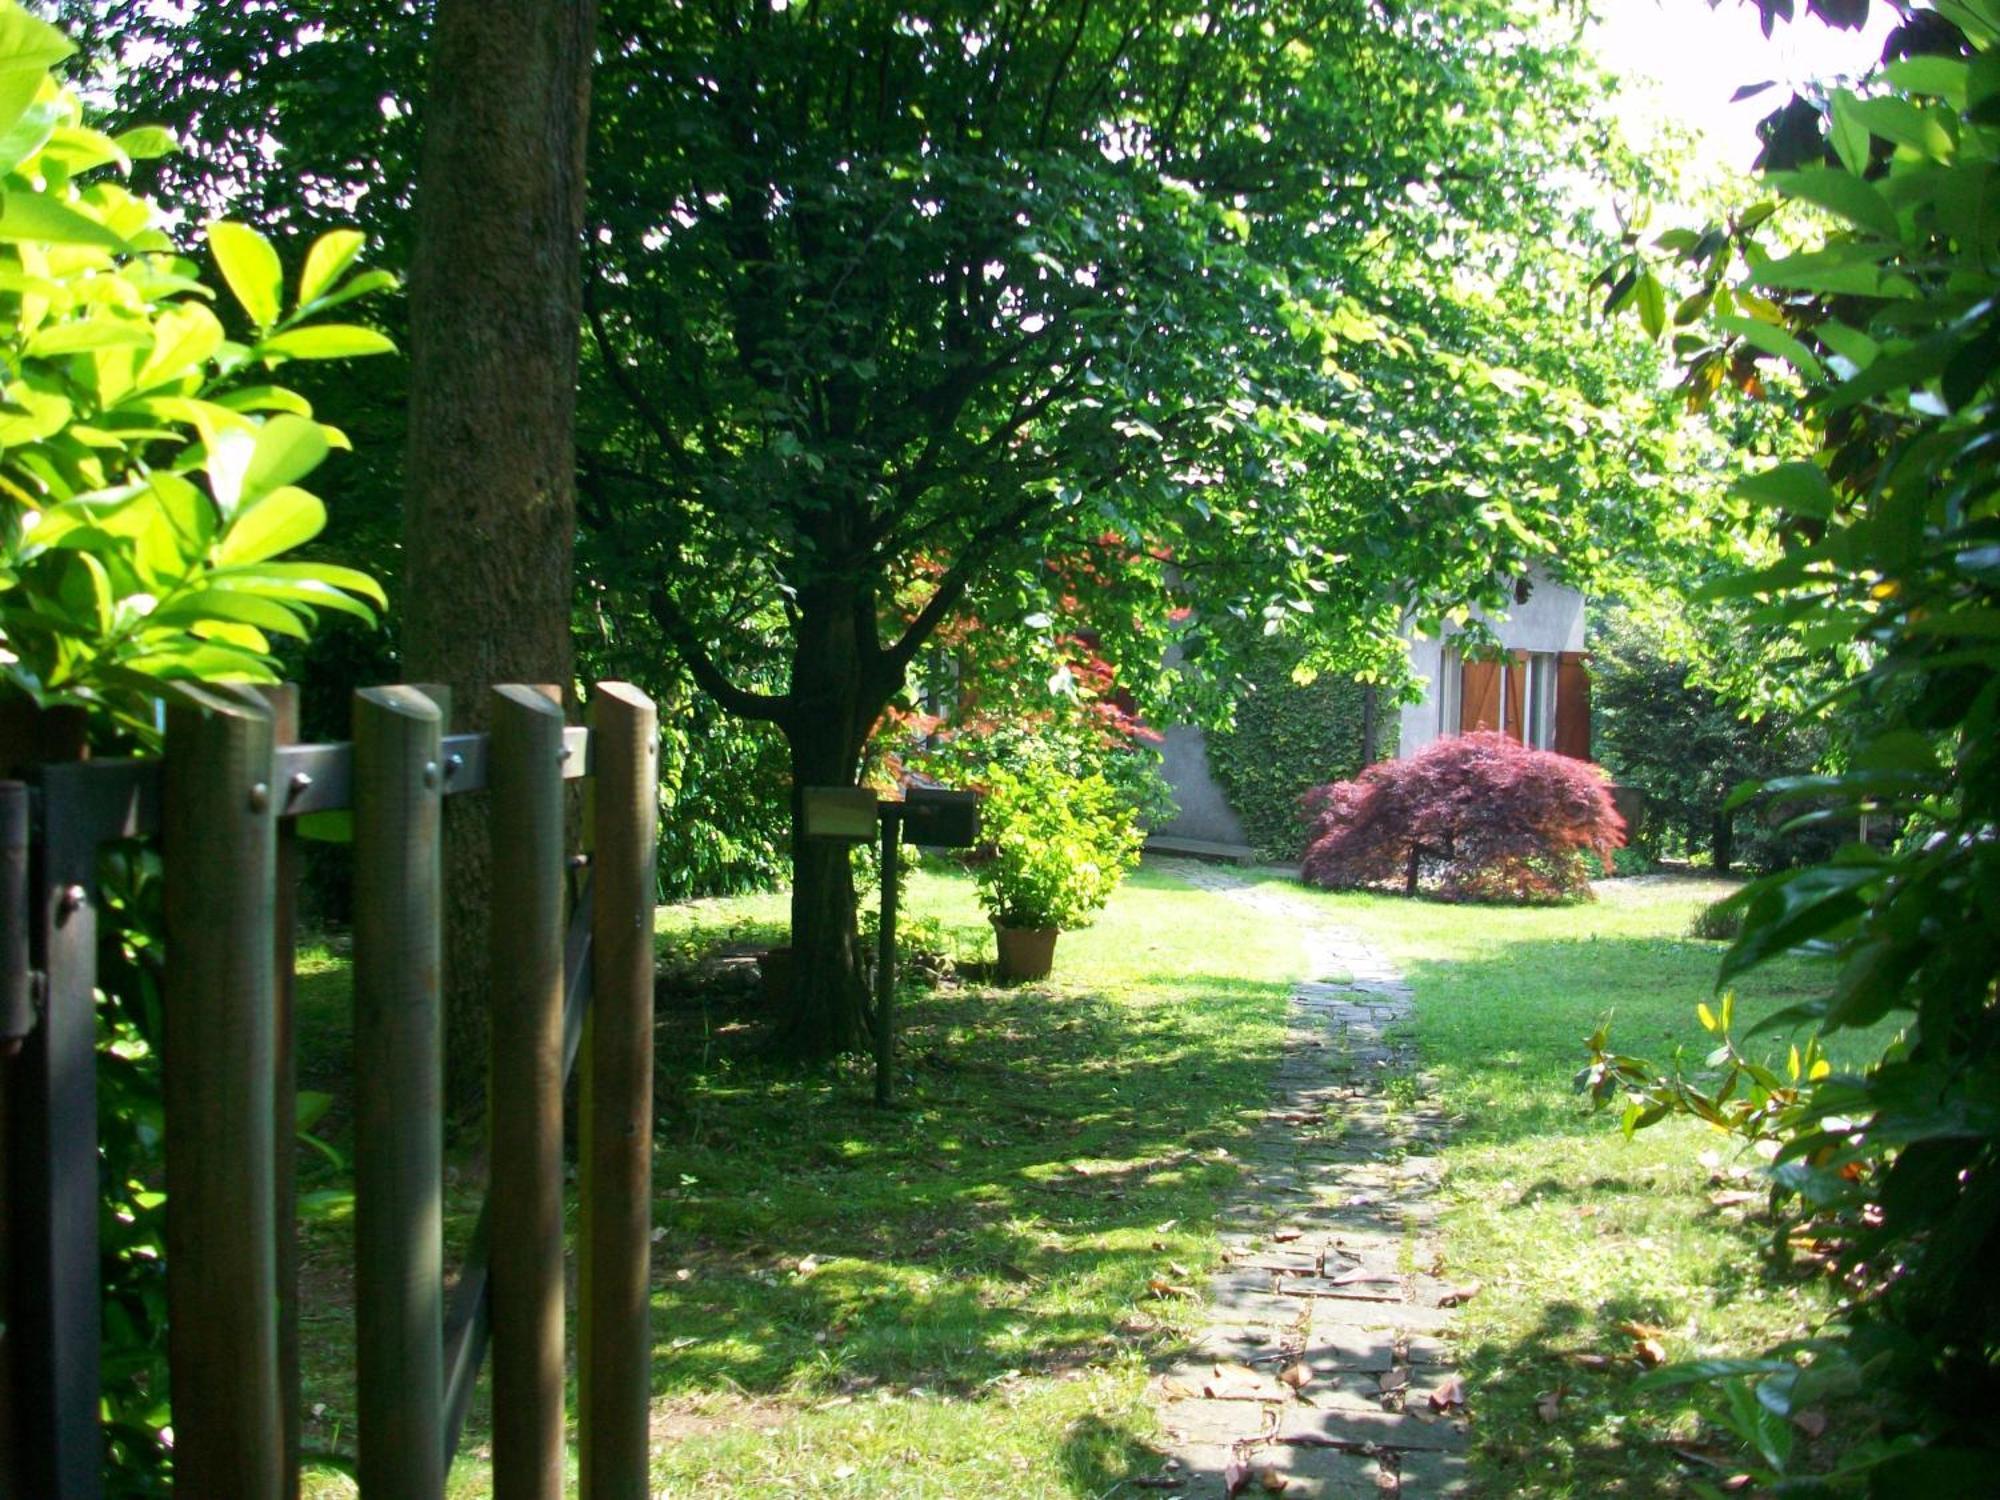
[649,586,793,726]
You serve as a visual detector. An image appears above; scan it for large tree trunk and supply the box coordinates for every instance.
[775,579,882,1058]
[401,0,595,1113]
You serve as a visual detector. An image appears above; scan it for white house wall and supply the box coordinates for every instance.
[1398,567,1586,758]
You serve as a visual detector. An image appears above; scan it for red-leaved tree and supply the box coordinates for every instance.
[1300,732,1624,904]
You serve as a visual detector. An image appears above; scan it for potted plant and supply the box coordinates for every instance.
[973,758,1144,980]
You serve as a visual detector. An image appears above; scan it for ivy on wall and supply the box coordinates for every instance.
[1208,645,1382,859]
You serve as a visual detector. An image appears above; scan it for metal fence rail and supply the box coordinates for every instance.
[0,681,659,1500]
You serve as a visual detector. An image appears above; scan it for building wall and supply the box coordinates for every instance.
[1149,723,1252,850]
[1398,567,1586,758]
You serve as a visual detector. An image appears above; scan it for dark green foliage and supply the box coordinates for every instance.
[1687,896,1744,942]
[1591,606,1836,873]
[1586,2,2000,1478]
[1206,645,1375,860]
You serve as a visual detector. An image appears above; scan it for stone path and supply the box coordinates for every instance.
[1145,862,1469,1499]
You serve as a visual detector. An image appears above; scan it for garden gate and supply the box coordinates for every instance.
[0,680,660,1499]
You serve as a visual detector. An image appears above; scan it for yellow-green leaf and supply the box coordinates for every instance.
[297,229,365,308]
[207,220,284,330]
[255,324,396,362]
[216,485,327,565]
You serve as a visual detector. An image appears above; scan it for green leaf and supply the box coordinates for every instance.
[1828,92,1872,177]
[242,414,329,501]
[1636,271,1666,341]
[1844,96,1955,160]
[111,124,176,161]
[297,229,365,308]
[1885,56,1970,108]
[254,324,396,362]
[1734,461,1835,519]
[133,303,225,391]
[149,588,310,639]
[207,221,284,331]
[0,187,127,250]
[215,486,327,566]
[1713,315,1825,383]
[1767,167,1900,241]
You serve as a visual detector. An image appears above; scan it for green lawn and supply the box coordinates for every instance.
[291,863,1855,1497]
[1267,872,1861,1498]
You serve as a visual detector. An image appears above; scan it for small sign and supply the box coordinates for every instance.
[801,786,879,842]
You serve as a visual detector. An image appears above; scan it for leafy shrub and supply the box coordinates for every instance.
[1591,606,1835,874]
[1686,897,1742,943]
[1206,640,1376,859]
[972,754,1143,930]
[1300,731,1624,904]
[1582,6,2000,1480]
[0,6,393,1486]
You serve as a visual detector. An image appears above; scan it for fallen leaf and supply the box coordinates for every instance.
[1793,1409,1828,1439]
[1225,1457,1251,1498]
[1167,1261,1193,1279]
[1272,1228,1304,1243]
[1619,1321,1669,1340]
[795,1254,821,1274]
[1378,1368,1409,1394]
[1720,1477,1754,1493]
[1632,1337,1668,1369]
[1202,1362,1269,1399]
[1428,1374,1467,1412]
[1567,1352,1612,1371]
[1535,1389,1563,1424]
[1436,1281,1482,1308]
[1279,1361,1313,1392]
[1260,1466,1289,1493]
[1147,1276,1194,1299]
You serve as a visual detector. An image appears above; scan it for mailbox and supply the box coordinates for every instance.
[901,786,980,848]
[801,786,879,842]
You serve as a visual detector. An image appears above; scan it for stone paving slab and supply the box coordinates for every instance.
[1145,862,1465,1499]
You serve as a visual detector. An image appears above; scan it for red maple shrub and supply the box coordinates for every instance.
[1300,732,1625,904]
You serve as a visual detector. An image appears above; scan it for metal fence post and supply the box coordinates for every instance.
[579,683,658,1499]
[352,686,447,1499]
[162,683,282,1497]
[488,685,567,1500]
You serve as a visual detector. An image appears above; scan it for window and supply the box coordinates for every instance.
[1524,652,1557,749]
[1437,644,1461,737]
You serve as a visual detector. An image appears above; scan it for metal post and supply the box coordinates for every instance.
[162,683,282,1498]
[488,685,567,1500]
[262,684,303,1500]
[352,686,447,1500]
[579,683,658,1500]
[875,807,901,1109]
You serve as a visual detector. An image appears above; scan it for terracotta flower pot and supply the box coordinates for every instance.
[993,920,1059,981]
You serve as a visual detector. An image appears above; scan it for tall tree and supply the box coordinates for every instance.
[579,0,1678,1055]
[402,0,595,1099]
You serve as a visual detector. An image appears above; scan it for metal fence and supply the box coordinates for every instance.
[0,680,660,1499]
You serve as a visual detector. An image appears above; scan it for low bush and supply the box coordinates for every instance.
[973,754,1144,930]
[1686,897,1742,943]
[1300,732,1624,904]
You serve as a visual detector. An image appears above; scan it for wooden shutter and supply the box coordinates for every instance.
[1502,652,1526,743]
[1460,660,1500,733]
[1556,651,1591,760]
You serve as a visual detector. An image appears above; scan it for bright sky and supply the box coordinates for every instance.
[1586,0,1900,171]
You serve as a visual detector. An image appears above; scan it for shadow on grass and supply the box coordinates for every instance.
[641,966,1288,1403]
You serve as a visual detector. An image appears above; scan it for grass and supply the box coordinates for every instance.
[296,860,1303,1496]
[1265,872,1868,1498]
[289,863,1862,1496]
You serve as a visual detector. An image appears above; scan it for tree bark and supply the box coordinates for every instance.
[1711,809,1735,875]
[401,0,596,1112]
[775,580,880,1058]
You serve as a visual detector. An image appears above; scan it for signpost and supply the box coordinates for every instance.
[800,786,979,1106]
